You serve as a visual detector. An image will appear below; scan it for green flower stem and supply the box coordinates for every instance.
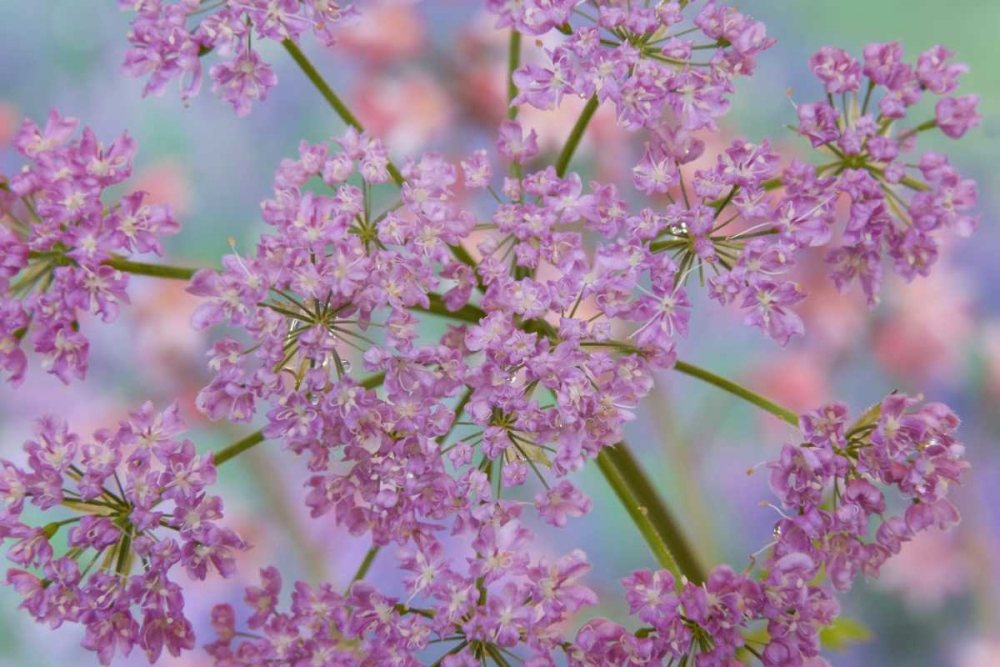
[507,30,521,120]
[281,39,404,187]
[350,545,380,587]
[597,442,705,584]
[359,371,387,390]
[554,95,599,177]
[673,360,799,426]
[402,299,799,429]
[212,430,266,466]
[104,257,197,281]
[507,30,523,180]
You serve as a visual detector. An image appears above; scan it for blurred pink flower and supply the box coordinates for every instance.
[134,158,193,216]
[752,351,831,414]
[872,259,975,385]
[955,637,1000,667]
[335,1,426,62]
[794,248,869,352]
[0,101,18,147]
[981,322,1000,401]
[878,529,968,611]
[354,72,453,153]
[128,280,207,397]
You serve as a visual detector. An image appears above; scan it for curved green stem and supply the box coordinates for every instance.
[213,430,265,466]
[673,360,799,426]
[104,257,197,281]
[281,39,404,186]
[597,442,706,584]
[349,546,380,587]
[554,95,599,177]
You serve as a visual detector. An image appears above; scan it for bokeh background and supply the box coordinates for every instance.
[0,1,998,665]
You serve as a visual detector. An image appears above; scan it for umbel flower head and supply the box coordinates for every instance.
[795,43,981,305]
[0,403,245,665]
[0,109,179,385]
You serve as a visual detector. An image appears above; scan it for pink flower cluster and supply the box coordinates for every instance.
[0,403,245,664]
[118,0,358,115]
[796,43,980,305]
[570,393,968,666]
[0,1,980,665]
[209,509,595,665]
[0,109,179,384]
[506,1,773,131]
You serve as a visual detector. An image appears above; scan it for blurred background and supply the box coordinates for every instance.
[0,1,997,664]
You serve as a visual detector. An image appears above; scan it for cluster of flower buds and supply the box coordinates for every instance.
[0,110,179,385]
[0,403,245,664]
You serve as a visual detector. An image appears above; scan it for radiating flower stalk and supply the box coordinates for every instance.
[0,1,981,665]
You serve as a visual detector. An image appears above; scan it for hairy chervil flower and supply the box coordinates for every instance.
[0,403,246,665]
[0,109,179,385]
[504,1,774,131]
[208,497,596,666]
[117,0,359,114]
[793,42,980,305]
[1,3,981,666]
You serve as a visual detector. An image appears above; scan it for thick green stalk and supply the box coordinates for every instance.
[554,95,599,177]
[596,448,681,579]
[105,257,196,280]
[507,29,523,181]
[507,31,521,120]
[281,39,404,186]
[597,442,706,584]
[673,360,799,426]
